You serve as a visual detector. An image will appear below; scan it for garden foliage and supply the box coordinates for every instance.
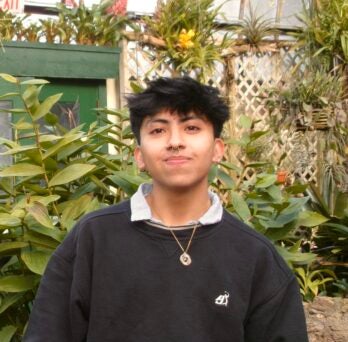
[0,74,148,340]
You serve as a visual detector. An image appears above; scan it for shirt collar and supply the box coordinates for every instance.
[130,183,223,226]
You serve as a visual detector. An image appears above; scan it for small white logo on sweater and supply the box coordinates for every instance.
[215,291,229,307]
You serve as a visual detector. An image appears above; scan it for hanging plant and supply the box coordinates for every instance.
[142,0,233,82]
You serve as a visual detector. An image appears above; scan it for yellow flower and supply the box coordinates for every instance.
[178,29,195,49]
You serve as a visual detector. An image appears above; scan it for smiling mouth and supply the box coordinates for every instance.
[164,156,191,165]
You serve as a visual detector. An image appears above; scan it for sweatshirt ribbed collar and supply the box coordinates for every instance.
[130,183,223,228]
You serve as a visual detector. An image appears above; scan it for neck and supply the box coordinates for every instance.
[146,183,211,227]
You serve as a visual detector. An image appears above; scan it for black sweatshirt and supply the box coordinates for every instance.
[24,200,308,342]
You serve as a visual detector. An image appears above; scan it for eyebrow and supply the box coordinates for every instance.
[145,115,205,126]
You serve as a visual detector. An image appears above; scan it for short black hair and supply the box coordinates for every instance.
[126,77,230,143]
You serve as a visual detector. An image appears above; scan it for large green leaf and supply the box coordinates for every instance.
[0,92,19,99]
[0,178,14,195]
[26,202,55,229]
[239,115,252,129]
[217,169,235,189]
[0,293,24,314]
[28,225,66,242]
[0,242,29,254]
[43,132,84,160]
[255,174,277,188]
[0,73,18,83]
[21,249,52,275]
[266,185,282,202]
[230,191,251,222]
[32,93,63,121]
[21,79,50,85]
[297,210,329,227]
[0,145,38,156]
[0,275,40,292]
[48,164,96,187]
[15,195,60,209]
[0,163,44,177]
[0,325,17,342]
[0,213,21,229]
[22,85,42,108]
[38,134,63,143]
[276,245,316,265]
[61,194,93,229]
[24,231,60,249]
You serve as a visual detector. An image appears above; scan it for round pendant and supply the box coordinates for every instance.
[180,252,192,266]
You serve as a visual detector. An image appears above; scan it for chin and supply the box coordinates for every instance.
[157,177,208,192]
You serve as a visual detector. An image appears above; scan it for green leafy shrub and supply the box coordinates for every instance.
[210,117,328,270]
[0,73,148,340]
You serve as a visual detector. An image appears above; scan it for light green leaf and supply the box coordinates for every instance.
[61,194,93,229]
[255,174,277,188]
[230,191,251,222]
[239,115,252,129]
[0,213,21,228]
[29,225,66,243]
[0,242,29,253]
[48,164,96,187]
[0,92,19,99]
[39,134,63,142]
[0,163,44,177]
[0,275,40,292]
[0,325,17,342]
[32,93,63,121]
[12,121,33,130]
[276,246,316,265]
[23,231,60,249]
[297,211,329,227]
[43,132,84,160]
[266,185,282,201]
[0,145,38,156]
[0,178,14,195]
[27,201,55,229]
[6,108,26,113]
[22,84,41,108]
[21,79,50,85]
[21,249,52,275]
[15,195,60,209]
[0,73,18,83]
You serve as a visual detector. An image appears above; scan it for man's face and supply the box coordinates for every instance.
[134,110,224,191]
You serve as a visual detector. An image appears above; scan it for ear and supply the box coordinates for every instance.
[134,146,146,171]
[212,138,225,163]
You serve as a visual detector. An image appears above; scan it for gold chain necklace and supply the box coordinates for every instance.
[169,223,199,266]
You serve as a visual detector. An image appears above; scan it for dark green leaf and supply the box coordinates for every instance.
[230,191,251,222]
[0,275,40,292]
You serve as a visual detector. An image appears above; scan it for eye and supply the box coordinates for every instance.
[185,125,200,132]
[150,128,165,135]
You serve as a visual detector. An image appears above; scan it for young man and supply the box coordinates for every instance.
[24,77,308,341]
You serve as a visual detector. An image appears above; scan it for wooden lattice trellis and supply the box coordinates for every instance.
[120,38,320,184]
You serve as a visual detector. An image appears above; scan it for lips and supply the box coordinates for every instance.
[164,156,191,165]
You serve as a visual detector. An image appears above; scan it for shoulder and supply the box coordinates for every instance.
[78,200,131,226]
[55,200,131,260]
[221,209,293,278]
[222,209,276,248]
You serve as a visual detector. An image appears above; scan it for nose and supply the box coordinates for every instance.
[166,126,185,151]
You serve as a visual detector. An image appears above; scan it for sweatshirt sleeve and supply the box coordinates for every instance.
[244,276,308,342]
[23,224,90,342]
